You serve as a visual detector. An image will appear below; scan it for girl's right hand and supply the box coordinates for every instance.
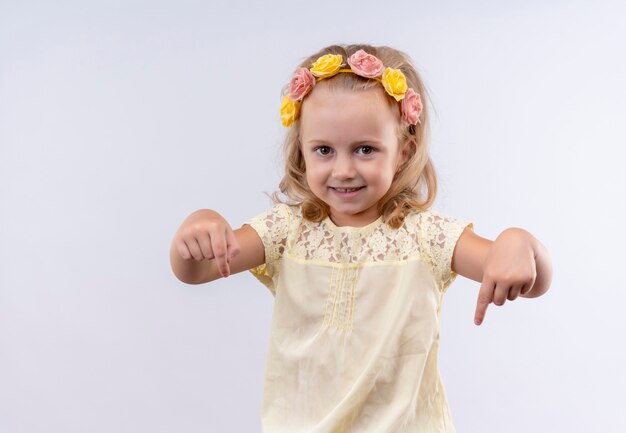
[172,209,241,278]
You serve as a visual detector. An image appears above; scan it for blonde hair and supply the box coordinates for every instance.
[270,43,438,229]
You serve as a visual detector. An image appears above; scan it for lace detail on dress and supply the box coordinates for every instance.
[420,210,474,293]
[291,211,424,264]
[244,203,472,294]
[243,203,294,295]
[245,203,292,264]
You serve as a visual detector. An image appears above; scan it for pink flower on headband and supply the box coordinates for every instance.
[289,67,316,101]
[347,49,384,78]
[401,88,423,126]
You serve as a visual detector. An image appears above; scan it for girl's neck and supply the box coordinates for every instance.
[327,212,382,228]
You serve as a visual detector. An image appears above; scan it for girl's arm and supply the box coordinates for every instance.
[450,227,492,283]
[170,211,266,284]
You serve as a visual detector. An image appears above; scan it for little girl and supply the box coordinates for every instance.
[170,43,553,432]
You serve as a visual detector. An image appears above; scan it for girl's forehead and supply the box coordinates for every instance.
[300,87,399,142]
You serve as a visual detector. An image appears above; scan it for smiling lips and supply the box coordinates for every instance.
[329,186,366,199]
[331,186,365,192]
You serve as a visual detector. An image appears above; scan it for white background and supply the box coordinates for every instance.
[1,0,625,432]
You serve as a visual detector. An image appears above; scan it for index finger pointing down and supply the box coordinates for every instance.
[475,278,495,326]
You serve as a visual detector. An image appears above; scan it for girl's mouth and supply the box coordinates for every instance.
[330,186,365,197]
[332,187,363,192]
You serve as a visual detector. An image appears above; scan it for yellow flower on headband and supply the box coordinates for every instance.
[280,95,300,127]
[381,67,408,101]
[310,54,343,78]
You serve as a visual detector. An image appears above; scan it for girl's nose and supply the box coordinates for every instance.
[331,154,356,180]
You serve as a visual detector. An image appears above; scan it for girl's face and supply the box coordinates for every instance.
[300,85,409,227]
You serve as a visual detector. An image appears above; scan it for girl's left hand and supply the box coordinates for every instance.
[474,228,538,326]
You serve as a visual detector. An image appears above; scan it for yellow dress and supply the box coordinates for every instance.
[243,203,473,433]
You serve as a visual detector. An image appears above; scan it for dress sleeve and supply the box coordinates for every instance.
[241,203,292,295]
[420,210,474,293]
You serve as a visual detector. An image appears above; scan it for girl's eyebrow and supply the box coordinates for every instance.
[306,138,382,145]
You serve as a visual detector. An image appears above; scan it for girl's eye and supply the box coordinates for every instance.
[357,146,374,155]
[315,146,332,156]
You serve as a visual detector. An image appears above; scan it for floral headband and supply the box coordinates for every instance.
[279,49,423,128]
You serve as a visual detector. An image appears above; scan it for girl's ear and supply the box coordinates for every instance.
[398,137,413,167]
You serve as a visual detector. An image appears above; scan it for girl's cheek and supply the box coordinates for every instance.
[364,161,385,174]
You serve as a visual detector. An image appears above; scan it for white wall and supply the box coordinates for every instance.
[1,0,624,432]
